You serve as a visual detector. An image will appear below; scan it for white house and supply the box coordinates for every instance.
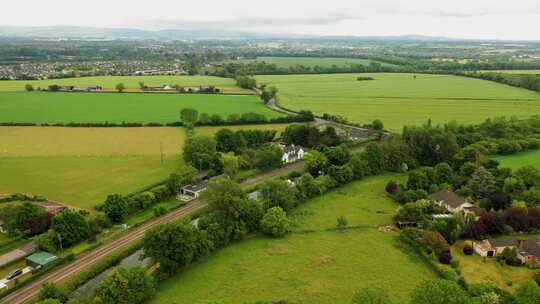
[280,144,306,164]
[429,189,474,213]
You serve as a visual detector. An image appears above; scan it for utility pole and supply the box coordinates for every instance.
[160,142,164,165]
[57,233,63,255]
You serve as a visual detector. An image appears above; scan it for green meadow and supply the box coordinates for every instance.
[256,73,540,131]
[0,75,251,94]
[150,174,437,304]
[0,92,282,124]
[0,127,185,209]
[494,150,540,170]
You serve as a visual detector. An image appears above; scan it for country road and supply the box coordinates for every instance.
[0,161,306,304]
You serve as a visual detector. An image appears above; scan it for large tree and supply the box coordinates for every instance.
[51,209,89,248]
[304,150,328,177]
[183,136,219,170]
[143,222,211,274]
[409,279,470,304]
[103,194,129,223]
[180,108,199,125]
[260,207,290,237]
[94,267,155,304]
[468,167,496,198]
[206,177,246,219]
[260,179,297,211]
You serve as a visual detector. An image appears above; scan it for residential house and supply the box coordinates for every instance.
[474,237,540,266]
[429,190,474,213]
[280,144,306,164]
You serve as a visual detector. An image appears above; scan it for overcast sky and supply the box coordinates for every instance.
[2,0,540,40]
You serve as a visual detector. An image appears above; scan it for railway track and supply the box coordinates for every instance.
[0,160,307,304]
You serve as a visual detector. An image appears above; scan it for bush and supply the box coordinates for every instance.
[439,250,452,265]
[260,207,290,237]
[463,245,474,255]
[385,181,398,194]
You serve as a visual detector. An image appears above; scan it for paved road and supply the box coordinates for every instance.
[0,242,36,269]
[0,161,304,304]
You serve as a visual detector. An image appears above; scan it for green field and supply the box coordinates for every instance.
[0,127,185,209]
[494,150,540,170]
[151,174,437,304]
[256,73,540,131]
[0,75,251,94]
[252,57,396,68]
[0,92,282,124]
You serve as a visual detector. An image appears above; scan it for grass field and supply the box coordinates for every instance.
[251,57,396,68]
[494,150,540,170]
[0,127,185,209]
[0,75,251,94]
[150,174,437,304]
[256,73,540,131]
[0,92,282,124]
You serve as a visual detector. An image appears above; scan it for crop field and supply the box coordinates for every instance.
[0,127,185,209]
[494,150,540,170]
[251,56,396,68]
[0,92,282,124]
[256,73,540,131]
[0,75,252,94]
[150,174,437,304]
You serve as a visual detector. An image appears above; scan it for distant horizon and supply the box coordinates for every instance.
[1,25,540,42]
[1,0,540,41]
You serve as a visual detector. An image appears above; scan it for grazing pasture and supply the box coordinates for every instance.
[0,75,252,94]
[0,127,185,209]
[150,174,437,304]
[494,150,540,170]
[249,56,396,68]
[0,92,282,124]
[256,73,540,131]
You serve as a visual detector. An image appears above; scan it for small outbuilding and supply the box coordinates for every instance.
[25,252,58,269]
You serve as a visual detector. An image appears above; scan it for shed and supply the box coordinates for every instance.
[25,252,58,269]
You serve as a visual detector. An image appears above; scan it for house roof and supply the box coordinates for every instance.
[26,251,57,266]
[522,239,540,258]
[464,206,487,216]
[488,237,519,248]
[429,189,466,209]
[183,180,208,193]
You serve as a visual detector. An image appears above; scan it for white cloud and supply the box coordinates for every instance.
[1,0,539,39]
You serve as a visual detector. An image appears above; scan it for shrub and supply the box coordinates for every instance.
[385,181,398,194]
[439,250,453,265]
[463,245,474,255]
[336,216,348,231]
[260,207,290,237]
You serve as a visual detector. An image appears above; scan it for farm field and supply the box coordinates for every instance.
[0,75,252,94]
[0,92,282,124]
[150,174,437,304]
[248,56,396,68]
[256,73,540,131]
[0,127,185,209]
[494,150,540,170]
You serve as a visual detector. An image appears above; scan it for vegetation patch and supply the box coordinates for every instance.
[149,175,437,304]
[255,73,540,131]
[0,127,185,209]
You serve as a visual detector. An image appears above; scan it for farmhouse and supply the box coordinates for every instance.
[279,144,306,164]
[429,189,474,213]
[474,237,540,265]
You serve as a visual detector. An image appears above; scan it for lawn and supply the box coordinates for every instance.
[494,150,540,170]
[251,56,396,68]
[255,73,540,131]
[150,174,437,304]
[0,127,185,209]
[0,92,281,124]
[451,241,534,292]
[0,75,252,94]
